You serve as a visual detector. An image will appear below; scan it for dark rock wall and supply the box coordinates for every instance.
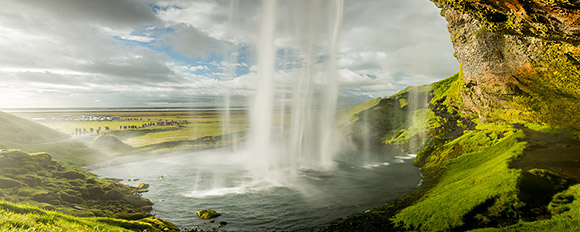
[432,0,580,128]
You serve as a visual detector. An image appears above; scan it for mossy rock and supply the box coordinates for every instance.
[104,190,123,200]
[16,175,44,187]
[16,187,38,196]
[112,212,150,220]
[137,183,150,189]
[67,179,83,186]
[0,177,26,188]
[139,216,181,232]
[84,186,105,199]
[62,170,86,180]
[197,209,221,219]
[0,150,29,168]
[59,192,83,204]
[123,195,153,209]
[31,152,53,163]
[31,192,61,205]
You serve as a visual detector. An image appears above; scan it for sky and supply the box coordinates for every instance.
[0,0,459,108]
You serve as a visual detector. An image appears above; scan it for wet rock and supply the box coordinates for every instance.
[197,209,221,219]
[136,183,150,193]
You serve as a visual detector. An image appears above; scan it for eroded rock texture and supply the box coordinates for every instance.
[432,0,580,128]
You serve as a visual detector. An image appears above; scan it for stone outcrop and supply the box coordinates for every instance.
[0,150,153,219]
[197,209,221,219]
[431,0,580,128]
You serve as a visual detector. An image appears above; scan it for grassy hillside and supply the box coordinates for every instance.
[14,110,249,154]
[327,71,580,231]
[0,150,179,231]
[0,112,68,144]
[0,112,110,166]
[0,200,178,232]
[0,150,152,218]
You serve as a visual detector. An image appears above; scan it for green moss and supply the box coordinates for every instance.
[0,177,26,188]
[0,112,68,144]
[474,26,489,36]
[0,150,153,219]
[336,98,382,126]
[138,217,181,231]
[394,124,526,231]
[197,209,221,219]
[430,70,464,112]
[0,199,180,231]
[471,219,580,232]
[398,98,408,109]
[549,184,580,220]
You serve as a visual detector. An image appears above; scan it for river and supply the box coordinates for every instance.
[92,147,421,231]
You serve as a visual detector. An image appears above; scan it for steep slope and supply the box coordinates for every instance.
[328,1,580,231]
[327,75,580,231]
[0,112,68,144]
[0,112,109,166]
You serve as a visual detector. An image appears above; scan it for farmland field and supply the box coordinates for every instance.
[11,108,249,153]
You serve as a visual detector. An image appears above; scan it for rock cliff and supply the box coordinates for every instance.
[432,0,580,128]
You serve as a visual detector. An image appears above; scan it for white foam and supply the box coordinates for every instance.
[185,186,249,198]
[394,154,416,160]
[362,162,390,169]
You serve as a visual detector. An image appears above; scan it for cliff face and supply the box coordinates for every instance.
[432,0,580,128]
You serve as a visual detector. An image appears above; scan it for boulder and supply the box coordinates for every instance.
[197,209,221,219]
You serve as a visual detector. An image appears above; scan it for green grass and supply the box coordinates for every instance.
[22,110,250,154]
[0,112,68,144]
[336,98,382,126]
[125,122,245,148]
[415,123,514,170]
[549,184,580,220]
[471,219,580,232]
[430,69,465,114]
[0,150,153,219]
[0,200,176,232]
[0,140,108,166]
[0,112,110,166]
[471,182,580,232]
[394,124,527,231]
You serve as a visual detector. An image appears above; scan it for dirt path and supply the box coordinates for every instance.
[511,125,580,182]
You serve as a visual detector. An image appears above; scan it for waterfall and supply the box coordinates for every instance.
[406,86,430,153]
[220,0,240,150]
[246,0,344,180]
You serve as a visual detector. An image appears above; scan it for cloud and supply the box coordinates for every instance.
[7,0,160,27]
[158,23,229,58]
[0,0,459,108]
